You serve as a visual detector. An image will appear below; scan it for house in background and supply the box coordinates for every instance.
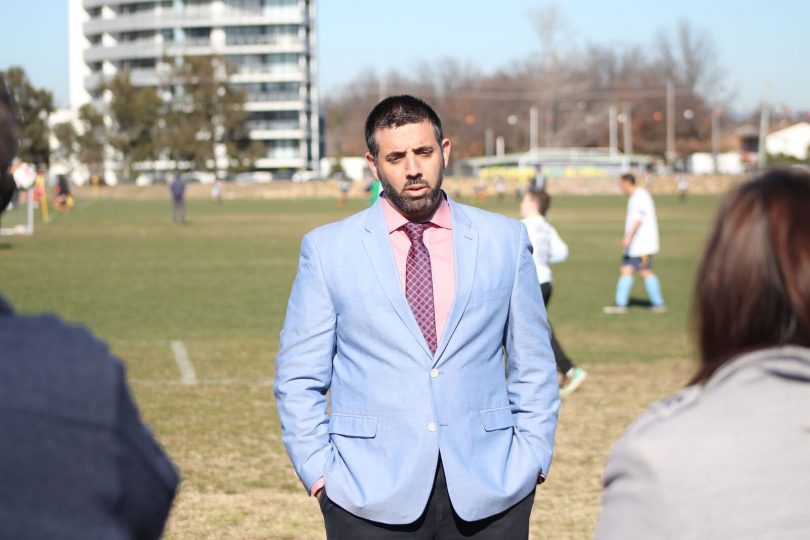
[765,122,810,160]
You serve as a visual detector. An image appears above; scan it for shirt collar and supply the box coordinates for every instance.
[381,191,452,234]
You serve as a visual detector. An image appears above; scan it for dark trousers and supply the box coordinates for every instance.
[540,282,574,375]
[319,459,535,539]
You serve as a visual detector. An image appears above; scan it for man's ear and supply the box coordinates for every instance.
[441,138,451,170]
[365,152,379,179]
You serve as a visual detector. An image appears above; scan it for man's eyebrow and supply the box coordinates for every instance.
[385,150,406,160]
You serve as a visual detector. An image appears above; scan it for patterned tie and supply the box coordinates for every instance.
[402,222,437,354]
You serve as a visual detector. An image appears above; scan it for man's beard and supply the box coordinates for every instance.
[381,172,444,222]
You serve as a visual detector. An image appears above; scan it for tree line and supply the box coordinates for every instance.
[323,17,739,160]
[2,56,260,182]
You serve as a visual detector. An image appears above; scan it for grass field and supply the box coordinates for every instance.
[1,192,723,538]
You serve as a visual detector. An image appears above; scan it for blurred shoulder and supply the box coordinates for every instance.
[450,199,523,238]
[0,308,123,424]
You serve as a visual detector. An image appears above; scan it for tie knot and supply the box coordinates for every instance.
[402,222,431,243]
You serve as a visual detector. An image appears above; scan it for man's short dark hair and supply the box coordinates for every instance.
[620,173,636,185]
[364,95,443,158]
[0,75,20,214]
[525,189,551,216]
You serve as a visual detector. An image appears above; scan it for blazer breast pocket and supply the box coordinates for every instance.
[329,413,378,438]
[467,286,510,308]
[480,406,515,432]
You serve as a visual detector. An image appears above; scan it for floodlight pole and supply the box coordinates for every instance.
[758,86,770,170]
[529,106,539,150]
[608,105,618,157]
[666,80,676,165]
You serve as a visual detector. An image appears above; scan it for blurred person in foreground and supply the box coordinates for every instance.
[603,173,667,314]
[520,189,587,395]
[595,168,810,539]
[275,95,559,539]
[0,76,179,539]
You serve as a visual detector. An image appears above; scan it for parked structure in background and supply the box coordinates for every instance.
[765,122,810,161]
[67,0,320,181]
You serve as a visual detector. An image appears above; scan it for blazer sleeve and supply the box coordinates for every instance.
[273,232,337,492]
[594,434,664,539]
[504,224,560,476]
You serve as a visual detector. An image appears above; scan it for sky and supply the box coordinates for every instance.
[1,0,808,115]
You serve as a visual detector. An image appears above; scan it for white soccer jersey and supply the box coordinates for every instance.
[625,187,660,257]
[522,214,569,284]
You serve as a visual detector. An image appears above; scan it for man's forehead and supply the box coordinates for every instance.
[375,121,437,150]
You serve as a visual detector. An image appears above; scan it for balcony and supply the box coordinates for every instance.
[220,6,305,24]
[245,91,301,103]
[246,119,300,131]
[84,40,164,63]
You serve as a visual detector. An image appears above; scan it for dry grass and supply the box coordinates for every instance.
[147,358,693,540]
[2,195,717,539]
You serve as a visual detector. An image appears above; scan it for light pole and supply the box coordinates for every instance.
[507,114,518,152]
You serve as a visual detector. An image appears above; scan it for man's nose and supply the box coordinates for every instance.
[404,153,421,178]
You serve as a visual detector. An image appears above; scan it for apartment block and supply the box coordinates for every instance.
[68,0,320,177]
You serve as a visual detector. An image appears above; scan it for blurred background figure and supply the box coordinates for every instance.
[531,164,547,191]
[210,178,223,205]
[53,173,75,211]
[603,173,666,314]
[337,177,350,207]
[596,168,810,539]
[495,176,506,202]
[0,74,179,540]
[520,189,587,395]
[365,177,382,206]
[170,173,186,223]
[677,174,689,202]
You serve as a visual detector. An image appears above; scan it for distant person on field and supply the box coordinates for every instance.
[603,173,666,314]
[532,164,547,191]
[520,189,587,395]
[210,179,223,205]
[495,176,506,201]
[595,168,810,539]
[54,173,75,211]
[0,72,179,540]
[365,177,382,206]
[677,174,688,202]
[338,178,350,207]
[170,173,186,223]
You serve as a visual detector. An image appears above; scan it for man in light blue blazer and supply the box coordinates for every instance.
[274,95,560,539]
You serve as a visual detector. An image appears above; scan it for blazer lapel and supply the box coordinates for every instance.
[434,199,477,364]
[362,203,435,359]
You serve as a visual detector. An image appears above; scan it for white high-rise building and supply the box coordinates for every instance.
[68,0,320,178]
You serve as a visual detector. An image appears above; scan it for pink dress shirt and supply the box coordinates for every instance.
[380,194,455,343]
[310,194,456,497]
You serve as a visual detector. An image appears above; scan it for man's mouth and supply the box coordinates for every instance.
[404,182,430,196]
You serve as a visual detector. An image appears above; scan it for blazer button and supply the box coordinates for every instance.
[430,368,439,378]
[428,422,437,432]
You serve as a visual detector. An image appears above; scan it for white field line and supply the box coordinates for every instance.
[170,340,197,385]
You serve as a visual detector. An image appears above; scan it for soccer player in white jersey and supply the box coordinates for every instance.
[603,173,667,314]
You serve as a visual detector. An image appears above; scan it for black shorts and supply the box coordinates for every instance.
[621,254,653,271]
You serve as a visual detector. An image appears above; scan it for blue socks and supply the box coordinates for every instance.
[615,276,634,307]
[644,275,665,307]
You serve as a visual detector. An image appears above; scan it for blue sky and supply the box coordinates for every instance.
[1,0,807,114]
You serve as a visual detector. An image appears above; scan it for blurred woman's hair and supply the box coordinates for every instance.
[691,168,810,384]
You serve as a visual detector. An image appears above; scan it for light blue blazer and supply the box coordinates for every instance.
[274,196,560,524]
